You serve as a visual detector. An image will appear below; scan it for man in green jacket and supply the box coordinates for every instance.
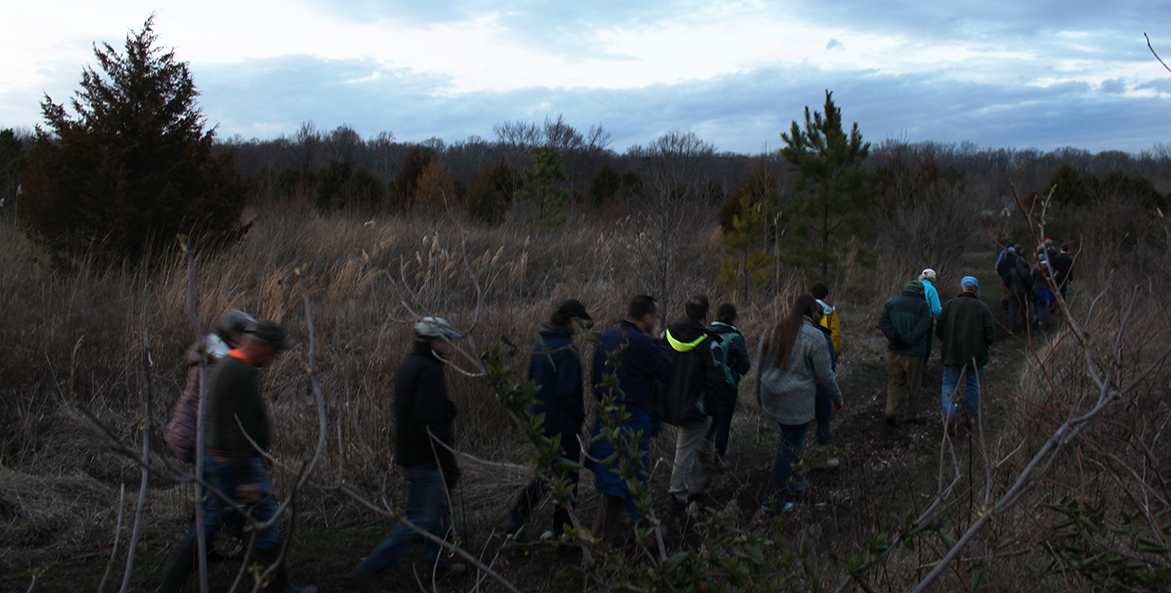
[878,281,932,426]
[936,277,996,432]
[156,320,315,593]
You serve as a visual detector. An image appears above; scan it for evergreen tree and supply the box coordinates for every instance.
[0,129,24,217]
[516,147,570,232]
[717,195,772,299]
[780,91,876,278]
[469,161,518,225]
[19,17,246,263]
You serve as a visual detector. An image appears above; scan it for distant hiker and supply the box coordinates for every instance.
[878,281,932,425]
[919,268,943,367]
[810,282,843,360]
[156,320,316,593]
[1051,243,1075,303]
[936,277,996,433]
[165,309,256,463]
[1031,257,1055,328]
[757,294,842,512]
[703,303,751,471]
[809,302,840,470]
[1004,251,1035,335]
[350,317,465,591]
[662,295,724,511]
[585,296,674,541]
[503,299,593,537]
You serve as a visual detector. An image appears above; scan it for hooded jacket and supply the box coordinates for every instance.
[815,299,843,356]
[529,322,584,435]
[756,317,842,425]
[878,289,933,357]
[661,317,724,425]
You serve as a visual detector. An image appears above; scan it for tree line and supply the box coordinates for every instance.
[3,17,1170,278]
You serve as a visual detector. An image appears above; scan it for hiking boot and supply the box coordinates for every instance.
[347,567,386,593]
[807,446,839,470]
[155,537,197,593]
[885,416,898,427]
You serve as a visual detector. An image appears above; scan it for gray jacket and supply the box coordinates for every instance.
[756,317,842,425]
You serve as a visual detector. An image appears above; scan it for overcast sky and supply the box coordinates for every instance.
[3,1,1170,154]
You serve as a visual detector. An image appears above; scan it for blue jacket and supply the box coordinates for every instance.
[592,319,674,412]
[921,279,942,318]
[878,290,933,357]
[529,323,584,435]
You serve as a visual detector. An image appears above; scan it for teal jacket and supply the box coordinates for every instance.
[878,290,933,357]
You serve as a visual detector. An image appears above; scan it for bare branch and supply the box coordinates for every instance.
[1147,33,1171,74]
[95,484,126,593]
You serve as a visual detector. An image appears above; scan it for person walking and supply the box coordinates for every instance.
[757,294,842,513]
[349,317,465,592]
[936,277,996,433]
[661,295,724,511]
[810,282,842,360]
[1051,244,1074,303]
[155,321,315,593]
[503,299,592,537]
[1005,252,1035,334]
[808,304,840,470]
[585,296,674,541]
[919,268,943,368]
[165,309,256,464]
[878,281,932,425]
[1031,257,1055,328]
[703,303,751,471]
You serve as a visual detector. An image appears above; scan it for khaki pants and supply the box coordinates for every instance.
[668,417,711,503]
[886,352,924,419]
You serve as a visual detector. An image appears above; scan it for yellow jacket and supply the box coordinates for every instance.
[819,309,842,357]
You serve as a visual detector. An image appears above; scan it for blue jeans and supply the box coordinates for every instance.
[762,422,808,508]
[703,386,737,459]
[814,391,833,446]
[357,464,449,575]
[188,456,281,550]
[941,365,983,419]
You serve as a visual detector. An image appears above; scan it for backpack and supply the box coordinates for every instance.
[164,334,228,462]
[710,330,740,387]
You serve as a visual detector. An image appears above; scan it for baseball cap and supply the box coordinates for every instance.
[961,276,979,289]
[251,319,292,350]
[413,317,462,342]
[556,299,592,321]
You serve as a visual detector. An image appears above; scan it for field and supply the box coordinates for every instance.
[1,200,1169,593]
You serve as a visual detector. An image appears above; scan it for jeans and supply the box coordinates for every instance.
[762,422,808,508]
[1007,293,1031,332]
[668,417,711,503]
[508,430,581,532]
[814,391,833,446]
[357,464,450,575]
[941,365,983,419]
[188,455,280,551]
[704,387,737,460]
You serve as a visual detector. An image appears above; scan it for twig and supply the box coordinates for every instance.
[181,240,210,593]
[118,327,153,593]
[1146,34,1171,74]
[96,484,126,593]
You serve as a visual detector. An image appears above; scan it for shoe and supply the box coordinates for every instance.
[155,537,197,593]
[823,456,840,469]
[257,548,317,593]
[433,562,467,581]
[502,514,522,537]
[885,416,898,427]
[670,496,689,514]
[347,567,386,593]
[781,502,796,512]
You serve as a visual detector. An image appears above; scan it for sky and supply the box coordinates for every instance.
[2,1,1170,155]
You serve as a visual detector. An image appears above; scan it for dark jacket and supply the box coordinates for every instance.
[1051,252,1074,288]
[705,322,751,394]
[878,290,933,357]
[592,319,674,412]
[1006,259,1035,300]
[395,341,459,478]
[996,253,1018,282]
[814,324,837,399]
[206,353,270,484]
[1031,263,1053,293]
[661,317,724,425]
[936,292,996,368]
[529,323,584,435]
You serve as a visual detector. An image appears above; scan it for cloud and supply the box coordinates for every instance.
[826,38,844,50]
[189,55,1171,155]
[1099,78,1126,94]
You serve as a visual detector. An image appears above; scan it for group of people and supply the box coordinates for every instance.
[996,240,1075,334]
[154,261,1025,590]
[878,268,998,434]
